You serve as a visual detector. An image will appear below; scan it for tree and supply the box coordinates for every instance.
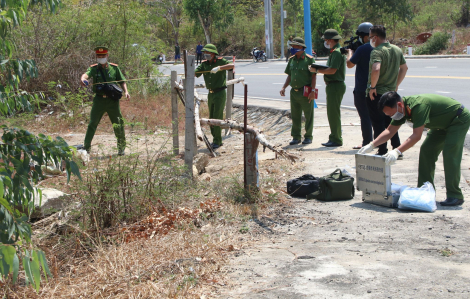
[310,0,347,56]
[183,0,234,44]
[310,0,347,37]
[0,0,81,292]
[151,0,184,44]
[358,0,414,41]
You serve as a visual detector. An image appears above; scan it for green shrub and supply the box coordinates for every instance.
[414,32,451,55]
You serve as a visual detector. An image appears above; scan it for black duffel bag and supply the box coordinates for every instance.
[287,174,320,198]
[98,68,123,101]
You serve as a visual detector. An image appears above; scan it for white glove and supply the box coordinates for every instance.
[308,66,317,73]
[357,142,375,154]
[211,66,220,73]
[384,149,400,165]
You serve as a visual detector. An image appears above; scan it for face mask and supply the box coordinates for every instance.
[391,105,405,121]
[370,37,376,48]
[324,41,330,49]
[204,54,212,60]
[97,57,107,64]
[359,37,363,44]
[291,48,303,54]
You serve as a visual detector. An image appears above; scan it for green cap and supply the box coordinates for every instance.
[202,44,218,55]
[290,37,306,48]
[322,29,342,40]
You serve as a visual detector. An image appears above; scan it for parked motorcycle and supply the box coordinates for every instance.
[251,47,267,62]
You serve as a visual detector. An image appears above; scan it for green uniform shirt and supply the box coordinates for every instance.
[85,63,126,94]
[284,52,315,89]
[390,94,462,129]
[324,44,345,83]
[195,57,230,90]
[367,42,406,95]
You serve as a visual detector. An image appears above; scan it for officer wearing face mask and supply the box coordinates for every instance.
[195,44,234,150]
[80,46,130,155]
[359,92,470,206]
[309,29,346,147]
[280,37,317,146]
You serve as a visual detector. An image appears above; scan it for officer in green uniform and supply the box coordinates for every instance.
[359,92,470,206]
[280,37,317,145]
[80,46,130,155]
[195,44,234,149]
[310,29,346,147]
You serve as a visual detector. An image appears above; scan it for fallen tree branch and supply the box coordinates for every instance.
[194,91,216,157]
[199,118,300,163]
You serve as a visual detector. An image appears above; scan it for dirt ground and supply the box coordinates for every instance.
[24,102,470,298]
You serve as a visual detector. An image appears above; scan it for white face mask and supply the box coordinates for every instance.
[324,41,330,49]
[359,37,363,44]
[370,37,376,48]
[97,57,107,64]
[204,54,212,60]
[391,105,405,121]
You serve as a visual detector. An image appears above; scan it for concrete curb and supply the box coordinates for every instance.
[162,54,470,64]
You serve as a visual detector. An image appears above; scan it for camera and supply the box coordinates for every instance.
[340,36,363,55]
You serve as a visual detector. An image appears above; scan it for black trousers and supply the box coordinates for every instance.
[196,53,203,65]
[366,93,400,154]
[354,90,373,146]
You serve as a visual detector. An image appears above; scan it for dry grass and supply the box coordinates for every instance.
[9,228,236,298]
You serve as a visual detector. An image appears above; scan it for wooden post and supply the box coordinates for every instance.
[184,53,196,177]
[244,133,259,189]
[225,69,234,135]
[171,70,179,155]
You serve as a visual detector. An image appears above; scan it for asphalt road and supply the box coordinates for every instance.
[160,58,470,108]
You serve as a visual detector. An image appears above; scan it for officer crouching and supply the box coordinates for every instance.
[359,92,470,206]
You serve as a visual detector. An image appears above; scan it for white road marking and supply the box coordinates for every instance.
[272,83,284,84]
[348,86,354,88]
[398,89,404,91]
[425,66,437,68]
[258,67,269,68]
[436,91,451,94]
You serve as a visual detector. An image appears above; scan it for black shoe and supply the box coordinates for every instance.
[439,198,464,206]
[302,138,312,144]
[289,139,301,145]
[211,143,221,150]
[321,141,342,147]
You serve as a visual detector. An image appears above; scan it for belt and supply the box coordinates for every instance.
[293,85,310,92]
[456,105,465,117]
[209,86,227,94]
[325,80,343,86]
[96,94,107,98]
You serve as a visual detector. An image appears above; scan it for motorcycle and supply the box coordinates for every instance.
[251,47,267,62]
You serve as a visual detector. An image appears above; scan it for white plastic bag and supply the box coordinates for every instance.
[391,183,407,195]
[398,182,436,212]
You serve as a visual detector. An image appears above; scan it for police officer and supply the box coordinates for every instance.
[359,92,469,206]
[346,22,373,150]
[195,44,234,149]
[280,37,317,145]
[80,46,130,155]
[310,29,346,147]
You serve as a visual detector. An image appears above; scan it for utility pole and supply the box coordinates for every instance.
[281,0,285,60]
[264,0,274,59]
[303,0,312,56]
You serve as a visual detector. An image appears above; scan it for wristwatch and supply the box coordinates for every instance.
[369,85,376,90]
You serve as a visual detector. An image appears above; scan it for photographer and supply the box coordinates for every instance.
[346,22,373,150]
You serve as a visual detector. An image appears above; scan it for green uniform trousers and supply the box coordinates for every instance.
[290,89,314,140]
[325,82,346,145]
[208,90,226,145]
[84,96,126,151]
[418,110,470,199]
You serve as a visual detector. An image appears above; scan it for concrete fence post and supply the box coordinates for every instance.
[225,69,234,135]
[171,71,179,155]
[184,55,196,177]
[408,45,412,56]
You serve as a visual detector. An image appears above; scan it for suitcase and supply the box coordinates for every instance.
[355,154,399,208]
